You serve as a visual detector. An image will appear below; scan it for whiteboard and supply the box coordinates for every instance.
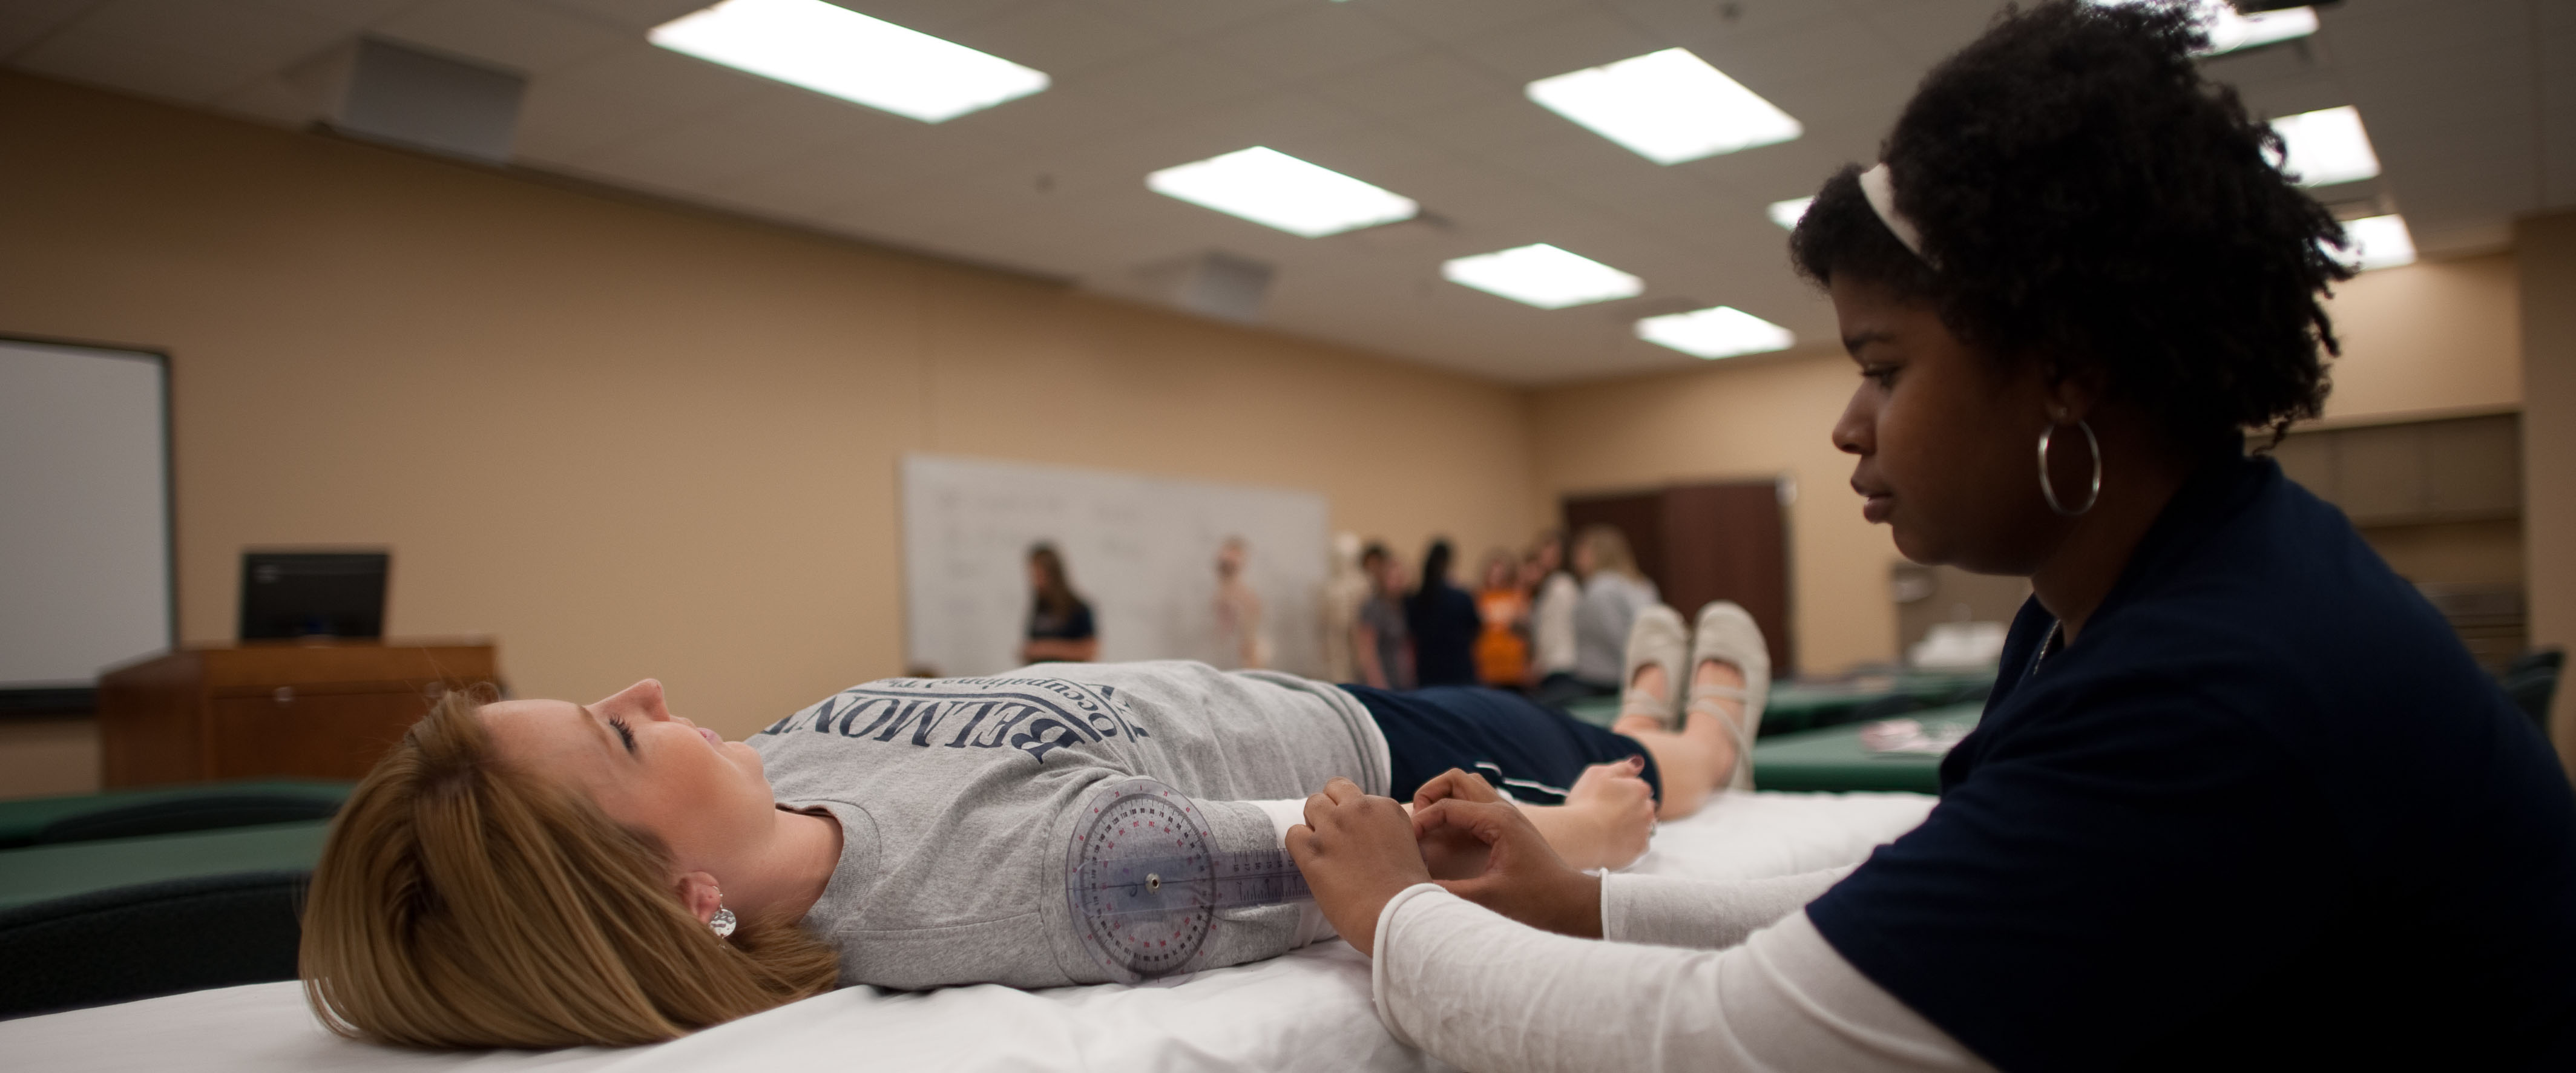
[0,338,174,692]
[902,454,1329,678]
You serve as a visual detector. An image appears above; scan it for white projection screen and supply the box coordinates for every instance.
[0,338,174,709]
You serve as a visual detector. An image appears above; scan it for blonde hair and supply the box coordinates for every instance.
[300,687,840,1048]
[1575,523,1641,580]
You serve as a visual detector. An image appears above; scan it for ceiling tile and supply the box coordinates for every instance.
[1600,0,1842,44]
[251,0,419,31]
[529,0,709,34]
[511,42,769,159]
[1359,0,1587,46]
[1089,0,1305,42]
[1446,7,1666,84]
[11,0,342,103]
[826,0,1039,43]
[376,0,631,75]
[1300,46,1508,122]
[0,0,101,60]
[1192,3,1422,82]
[1049,45,1285,125]
[939,1,1154,78]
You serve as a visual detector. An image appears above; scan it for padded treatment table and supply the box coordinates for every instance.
[0,821,332,1016]
[0,820,331,910]
[0,790,1938,1072]
[0,780,351,849]
[1748,704,1983,794]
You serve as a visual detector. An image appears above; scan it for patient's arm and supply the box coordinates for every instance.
[1410,764,1656,874]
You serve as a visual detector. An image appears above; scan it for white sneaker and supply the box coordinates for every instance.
[1687,601,1770,791]
[1619,604,1688,728]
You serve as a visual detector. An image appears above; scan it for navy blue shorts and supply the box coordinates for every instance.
[1339,684,1662,804]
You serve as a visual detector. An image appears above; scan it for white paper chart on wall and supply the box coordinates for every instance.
[901,454,1329,678]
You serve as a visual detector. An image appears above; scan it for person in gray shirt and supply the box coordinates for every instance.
[303,655,1753,1048]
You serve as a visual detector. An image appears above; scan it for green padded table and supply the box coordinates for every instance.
[0,779,351,849]
[0,820,332,910]
[1748,703,1983,795]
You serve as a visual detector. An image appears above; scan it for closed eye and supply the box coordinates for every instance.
[608,717,637,753]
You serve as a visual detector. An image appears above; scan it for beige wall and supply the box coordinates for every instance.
[0,73,1532,765]
[2517,211,2576,778]
[2313,253,2523,424]
[1524,252,2529,675]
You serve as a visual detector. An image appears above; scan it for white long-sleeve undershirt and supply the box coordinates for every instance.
[1367,871,1996,1073]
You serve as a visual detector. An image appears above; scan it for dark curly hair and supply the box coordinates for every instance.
[1789,0,2351,448]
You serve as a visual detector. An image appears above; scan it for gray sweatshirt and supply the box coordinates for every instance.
[748,661,1390,990]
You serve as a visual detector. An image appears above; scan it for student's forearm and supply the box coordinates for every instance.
[1372,894,1992,1073]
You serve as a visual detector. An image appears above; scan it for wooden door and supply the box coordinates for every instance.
[1658,482,1793,676]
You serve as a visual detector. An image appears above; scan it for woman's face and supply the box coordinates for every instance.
[1828,275,2065,574]
[1027,560,1048,591]
[1569,540,1596,577]
[481,680,777,877]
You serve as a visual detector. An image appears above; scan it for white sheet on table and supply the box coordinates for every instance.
[5,791,1934,1073]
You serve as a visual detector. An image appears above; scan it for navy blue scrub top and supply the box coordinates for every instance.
[1807,455,2576,1072]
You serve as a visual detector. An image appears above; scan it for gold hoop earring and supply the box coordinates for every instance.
[2038,419,2101,516]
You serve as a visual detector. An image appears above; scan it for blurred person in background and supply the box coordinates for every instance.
[1474,548,1531,689]
[1407,538,1484,687]
[1019,543,1097,664]
[1526,531,1586,706]
[1353,542,1414,690]
[1318,533,1371,683]
[1569,525,1658,698]
[1213,536,1272,670]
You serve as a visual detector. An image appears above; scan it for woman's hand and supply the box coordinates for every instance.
[1413,796,1605,939]
[1411,769,1500,880]
[1287,778,1433,956]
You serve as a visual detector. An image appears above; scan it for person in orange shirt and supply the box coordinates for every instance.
[1473,548,1530,689]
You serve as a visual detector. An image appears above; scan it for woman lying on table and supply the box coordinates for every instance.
[1289,3,2576,1070]
[297,643,1770,1049]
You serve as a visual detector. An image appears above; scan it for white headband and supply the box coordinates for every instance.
[1858,163,1932,266]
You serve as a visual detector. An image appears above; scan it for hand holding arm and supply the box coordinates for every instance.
[1413,797,1603,939]
[1286,778,1431,955]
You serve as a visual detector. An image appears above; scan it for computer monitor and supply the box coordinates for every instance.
[238,551,388,641]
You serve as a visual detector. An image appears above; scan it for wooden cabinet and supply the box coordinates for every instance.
[94,642,499,787]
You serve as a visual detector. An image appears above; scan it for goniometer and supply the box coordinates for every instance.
[1064,778,1313,982]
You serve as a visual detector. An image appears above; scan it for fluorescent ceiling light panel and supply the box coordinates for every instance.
[651,0,1048,123]
[1146,147,1418,238]
[2335,214,2416,271]
[1442,244,1643,309]
[2086,1,2316,56]
[1637,306,1795,359]
[2269,105,2380,186]
[1525,48,1802,165]
[1768,197,1813,231]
